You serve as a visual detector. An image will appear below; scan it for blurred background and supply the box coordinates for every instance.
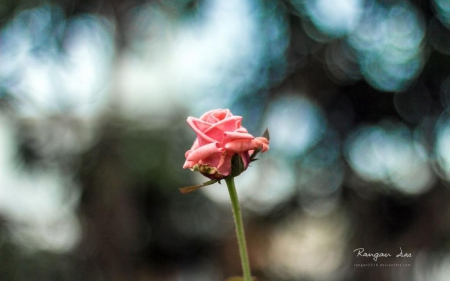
[1,0,450,280]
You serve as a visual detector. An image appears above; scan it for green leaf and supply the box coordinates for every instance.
[179,179,218,194]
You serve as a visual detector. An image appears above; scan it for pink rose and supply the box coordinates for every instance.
[183,109,269,179]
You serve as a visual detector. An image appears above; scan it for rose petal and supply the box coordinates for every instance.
[254,137,269,152]
[217,153,233,176]
[200,109,233,123]
[183,160,197,169]
[225,139,261,153]
[186,142,226,162]
[235,127,249,133]
[201,153,225,171]
[187,117,216,145]
[187,117,210,131]
[223,131,254,143]
[190,139,199,150]
[204,116,243,141]
[208,111,226,123]
[240,152,250,170]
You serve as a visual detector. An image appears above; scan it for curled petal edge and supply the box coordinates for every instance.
[186,142,225,162]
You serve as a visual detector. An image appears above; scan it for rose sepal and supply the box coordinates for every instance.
[229,153,246,178]
[249,128,270,163]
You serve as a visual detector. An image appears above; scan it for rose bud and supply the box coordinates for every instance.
[183,109,269,180]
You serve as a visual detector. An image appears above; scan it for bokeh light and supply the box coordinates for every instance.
[267,210,351,280]
[0,5,114,117]
[294,0,363,37]
[117,0,288,119]
[434,109,450,181]
[265,94,326,158]
[347,2,426,92]
[345,121,434,194]
[297,130,344,216]
[433,0,450,27]
[0,114,81,252]
[413,252,450,281]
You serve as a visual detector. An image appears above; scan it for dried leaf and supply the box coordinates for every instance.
[179,179,218,194]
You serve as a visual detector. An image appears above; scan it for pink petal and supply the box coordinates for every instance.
[235,127,249,133]
[189,139,199,150]
[183,160,196,169]
[200,109,233,123]
[201,153,225,170]
[186,142,226,162]
[225,139,260,153]
[254,137,269,152]
[187,117,216,145]
[222,131,254,143]
[217,153,233,176]
[203,116,243,141]
[240,152,250,170]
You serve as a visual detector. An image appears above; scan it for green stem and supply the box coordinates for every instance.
[225,177,252,281]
